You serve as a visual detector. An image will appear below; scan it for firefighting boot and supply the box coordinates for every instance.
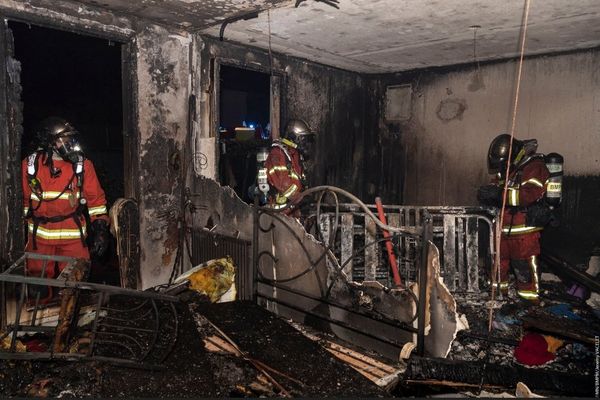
[514,258,540,304]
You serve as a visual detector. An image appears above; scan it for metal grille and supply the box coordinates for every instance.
[314,205,496,292]
[0,253,178,368]
[190,230,253,300]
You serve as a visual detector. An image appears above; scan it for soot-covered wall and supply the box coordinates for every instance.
[197,36,369,199]
[0,0,194,288]
[371,49,600,256]
[372,50,600,206]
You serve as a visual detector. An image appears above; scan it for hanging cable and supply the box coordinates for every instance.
[488,0,533,331]
[479,0,533,394]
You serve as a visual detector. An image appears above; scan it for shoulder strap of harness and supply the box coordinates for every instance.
[272,141,293,163]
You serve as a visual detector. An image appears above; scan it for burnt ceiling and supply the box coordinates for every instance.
[71,0,289,29]
[72,0,600,73]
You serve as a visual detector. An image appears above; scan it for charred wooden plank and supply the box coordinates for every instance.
[404,356,593,396]
[521,309,599,345]
[52,259,89,353]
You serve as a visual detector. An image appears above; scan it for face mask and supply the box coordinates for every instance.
[54,135,84,163]
[297,136,315,161]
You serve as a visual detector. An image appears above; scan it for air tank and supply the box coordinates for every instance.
[544,152,563,207]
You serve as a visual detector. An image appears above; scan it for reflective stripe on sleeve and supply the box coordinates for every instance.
[508,187,519,206]
[88,205,108,216]
[267,166,288,175]
[282,184,298,198]
[522,178,544,188]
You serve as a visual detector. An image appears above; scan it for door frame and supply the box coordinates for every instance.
[210,57,284,183]
[0,13,140,262]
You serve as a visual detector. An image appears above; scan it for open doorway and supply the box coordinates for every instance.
[218,65,271,203]
[9,21,124,286]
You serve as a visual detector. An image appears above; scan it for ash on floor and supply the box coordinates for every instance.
[0,295,385,397]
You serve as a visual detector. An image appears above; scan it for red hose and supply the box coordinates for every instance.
[375,197,402,287]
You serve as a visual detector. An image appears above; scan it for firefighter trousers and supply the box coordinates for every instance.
[499,231,541,301]
[25,237,89,304]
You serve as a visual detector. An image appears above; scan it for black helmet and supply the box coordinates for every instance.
[487,134,523,174]
[283,119,314,142]
[37,117,83,163]
[283,119,316,159]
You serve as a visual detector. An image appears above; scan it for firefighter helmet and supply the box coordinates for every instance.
[283,119,314,142]
[487,134,524,174]
[37,117,83,163]
[283,119,315,160]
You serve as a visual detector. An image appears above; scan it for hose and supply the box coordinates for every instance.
[298,185,419,235]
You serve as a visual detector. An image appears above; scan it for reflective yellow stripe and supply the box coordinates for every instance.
[282,184,298,198]
[88,205,108,216]
[31,191,80,201]
[531,255,539,292]
[502,225,543,234]
[289,172,300,180]
[508,187,519,206]
[523,178,544,188]
[517,290,539,300]
[267,166,288,175]
[499,282,509,289]
[28,223,86,240]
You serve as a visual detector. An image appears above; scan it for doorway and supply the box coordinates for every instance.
[9,21,125,285]
[218,65,272,203]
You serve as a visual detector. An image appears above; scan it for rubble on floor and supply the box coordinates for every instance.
[401,267,598,397]
[0,294,386,397]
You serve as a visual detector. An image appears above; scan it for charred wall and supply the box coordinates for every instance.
[197,36,368,198]
[136,26,192,288]
[0,0,194,289]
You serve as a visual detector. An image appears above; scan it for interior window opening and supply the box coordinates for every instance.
[9,21,124,286]
[218,64,271,204]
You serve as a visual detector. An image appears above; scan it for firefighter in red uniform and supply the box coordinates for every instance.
[265,119,315,214]
[478,134,551,302]
[22,117,110,299]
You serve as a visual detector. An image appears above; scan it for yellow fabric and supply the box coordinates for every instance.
[186,257,236,303]
[543,335,564,354]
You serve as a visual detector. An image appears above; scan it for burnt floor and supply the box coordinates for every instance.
[439,264,598,397]
[0,297,385,398]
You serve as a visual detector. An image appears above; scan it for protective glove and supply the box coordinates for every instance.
[477,184,503,206]
[89,219,111,259]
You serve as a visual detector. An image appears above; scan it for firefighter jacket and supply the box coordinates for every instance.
[22,153,109,247]
[497,157,550,236]
[265,140,305,209]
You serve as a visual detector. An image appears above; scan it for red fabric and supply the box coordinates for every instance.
[24,339,48,352]
[500,158,550,228]
[265,143,304,203]
[514,333,555,366]
[22,153,109,247]
[25,239,90,278]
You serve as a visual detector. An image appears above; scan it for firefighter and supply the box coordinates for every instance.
[265,119,315,214]
[22,117,110,300]
[478,134,551,303]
